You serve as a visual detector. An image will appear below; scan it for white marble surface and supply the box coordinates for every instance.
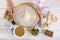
[0,0,60,40]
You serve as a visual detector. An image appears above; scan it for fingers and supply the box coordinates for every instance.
[12,8,15,14]
[6,8,14,19]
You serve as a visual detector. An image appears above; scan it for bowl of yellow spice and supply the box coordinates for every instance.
[13,25,26,38]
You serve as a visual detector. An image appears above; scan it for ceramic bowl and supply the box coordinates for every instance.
[13,3,39,27]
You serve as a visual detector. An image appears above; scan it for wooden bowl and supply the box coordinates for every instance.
[13,3,39,27]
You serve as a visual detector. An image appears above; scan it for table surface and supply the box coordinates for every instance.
[0,0,60,40]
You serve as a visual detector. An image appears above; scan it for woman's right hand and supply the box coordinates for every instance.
[6,0,15,18]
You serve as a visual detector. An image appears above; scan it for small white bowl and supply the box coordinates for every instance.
[13,25,26,38]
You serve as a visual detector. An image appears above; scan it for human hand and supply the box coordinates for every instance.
[6,0,15,18]
[36,6,42,26]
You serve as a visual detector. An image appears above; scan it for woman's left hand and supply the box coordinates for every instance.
[36,6,42,26]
